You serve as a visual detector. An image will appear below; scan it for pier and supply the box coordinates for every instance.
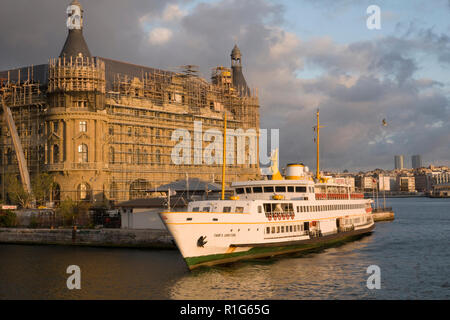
[371,207,395,222]
[0,228,175,249]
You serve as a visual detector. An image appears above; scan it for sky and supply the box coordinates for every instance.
[0,0,449,172]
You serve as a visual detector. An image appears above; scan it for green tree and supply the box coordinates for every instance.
[0,210,16,227]
[57,198,76,226]
[5,173,32,208]
[31,173,54,206]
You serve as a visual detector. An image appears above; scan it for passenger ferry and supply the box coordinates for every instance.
[160,111,375,270]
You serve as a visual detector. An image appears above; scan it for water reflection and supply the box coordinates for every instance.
[169,234,376,300]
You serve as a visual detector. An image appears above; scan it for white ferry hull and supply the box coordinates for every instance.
[160,209,375,270]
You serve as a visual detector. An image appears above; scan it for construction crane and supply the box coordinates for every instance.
[1,92,33,201]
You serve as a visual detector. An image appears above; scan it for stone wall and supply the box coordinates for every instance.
[0,228,175,249]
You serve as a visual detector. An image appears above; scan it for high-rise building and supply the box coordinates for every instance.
[411,155,422,169]
[394,155,404,169]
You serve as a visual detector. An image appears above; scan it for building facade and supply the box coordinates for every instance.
[411,155,422,169]
[394,155,404,170]
[0,1,260,205]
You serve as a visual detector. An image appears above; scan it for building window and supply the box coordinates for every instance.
[78,183,91,201]
[110,182,118,200]
[53,145,60,163]
[78,144,88,163]
[109,147,115,164]
[109,126,114,135]
[79,121,87,132]
[136,149,140,164]
[155,149,161,164]
[53,122,59,133]
[6,148,12,165]
[127,149,132,164]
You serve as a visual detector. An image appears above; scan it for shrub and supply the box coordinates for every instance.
[0,211,17,228]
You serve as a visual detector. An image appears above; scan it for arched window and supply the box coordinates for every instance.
[109,147,115,164]
[78,144,88,163]
[53,145,60,163]
[77,183,91,201]
[52,184,61,204]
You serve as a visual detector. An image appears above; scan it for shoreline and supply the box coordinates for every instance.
[0,228,176,249]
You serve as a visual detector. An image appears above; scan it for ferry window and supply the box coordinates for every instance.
[236,188,245,195]
[296,206,300,213]
[203,207,210,212]
[253,187,263,193]
[294,225,297,232]
[223,207,231,213]
[235,207,244,213]
[264,186,274,193]
[246,187,252,193]
[296,186,307,193]
[277,226,280,233]
[266,227,270,234]
[275,186,286,192]
[271,227,275,233]
[281,226,285,233]
[290,226,293,232]
[288,186,294,192]
[192,207,199,212]
[258,206,263,214]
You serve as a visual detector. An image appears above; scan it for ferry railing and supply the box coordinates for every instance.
[315,193,364,200]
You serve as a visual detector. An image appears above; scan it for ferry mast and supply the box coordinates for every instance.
[314,109,324,180]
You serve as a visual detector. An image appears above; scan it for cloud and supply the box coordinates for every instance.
[0,0,449,171]
[148,27,173,45]
[162,4,186,22]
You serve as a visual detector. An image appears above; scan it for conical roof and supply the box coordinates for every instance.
[60,29,91,58]
[231,44,241,60]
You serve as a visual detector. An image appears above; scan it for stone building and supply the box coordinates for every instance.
[0,1,260,205]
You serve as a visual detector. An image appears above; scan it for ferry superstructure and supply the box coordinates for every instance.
[160,165,374,270]
[160,110,374,270]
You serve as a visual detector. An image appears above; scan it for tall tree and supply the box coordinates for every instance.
[31,173,54,206]
[5,173,31,208]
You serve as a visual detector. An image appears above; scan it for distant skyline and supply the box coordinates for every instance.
[0,0,449,171]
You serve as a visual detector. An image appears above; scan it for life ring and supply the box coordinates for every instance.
[268,215,272,221]
[291,214,295,220]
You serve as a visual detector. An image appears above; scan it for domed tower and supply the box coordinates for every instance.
[60,0,91,58]
[231,44,250,96]
[46,1,106,202]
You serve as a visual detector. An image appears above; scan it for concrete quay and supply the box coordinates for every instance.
[0,228,175,249]
[372,210,395,222]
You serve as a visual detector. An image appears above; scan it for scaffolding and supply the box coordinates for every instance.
[0,73,47,203]
[0,58,260,205]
